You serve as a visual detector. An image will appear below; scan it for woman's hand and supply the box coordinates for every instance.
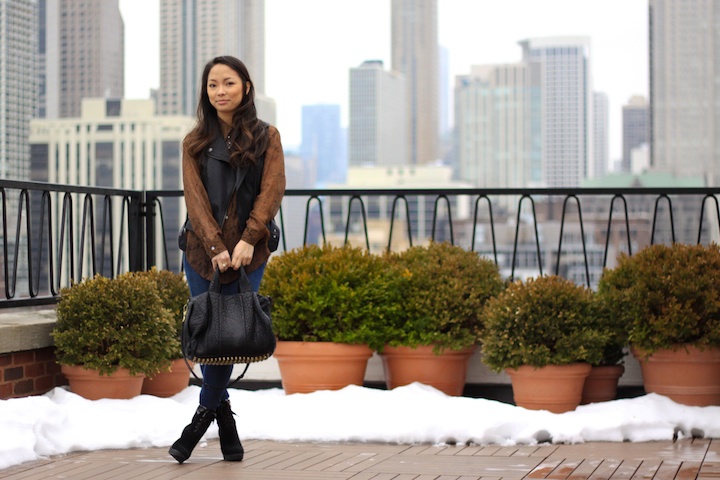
[231,240,255,269]
[211,250,233,272]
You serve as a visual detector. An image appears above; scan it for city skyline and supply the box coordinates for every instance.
[119,0,648,163]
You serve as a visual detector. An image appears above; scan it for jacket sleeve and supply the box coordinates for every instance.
[241,126,286,245]
[182,141,228,257]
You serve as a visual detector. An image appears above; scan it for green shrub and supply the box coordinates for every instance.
[134,267,190,359]
[383,242,505,353]
[53,272,177,376]
[597,242,720,356]
[262,244,403,350]
[481,275,607,372]
[594,293,629,366]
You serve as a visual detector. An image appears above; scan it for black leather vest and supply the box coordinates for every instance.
[200,135,264,234]
[180,134,264,247]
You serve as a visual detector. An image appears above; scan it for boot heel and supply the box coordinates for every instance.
[216,399,244,461]
[169,405,216,464]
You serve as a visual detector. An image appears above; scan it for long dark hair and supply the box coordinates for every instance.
[184,55,268,166]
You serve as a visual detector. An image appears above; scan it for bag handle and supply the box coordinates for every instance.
[210,266,253,294]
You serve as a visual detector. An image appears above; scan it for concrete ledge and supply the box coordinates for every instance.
[0,308,57,354]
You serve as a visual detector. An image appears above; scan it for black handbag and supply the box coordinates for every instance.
[267,219,280,252]
[182,267,276,367]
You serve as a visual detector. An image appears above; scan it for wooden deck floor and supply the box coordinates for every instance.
[0,438,717,479]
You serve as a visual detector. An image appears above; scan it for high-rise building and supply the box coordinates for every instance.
[454,64,532,190]
[40,0,124,119]
[301,104,347,186]
[30,98,194,272]
[1,0,38,180]
[391,0,439,165]
[520,37,593,187]
[157,0,265,117]
[349,61,405,167]
[649,0,717,183]
[622,95,649,173]
[593,91,609,179]
[438,45,449,137]
[650,0,714,182]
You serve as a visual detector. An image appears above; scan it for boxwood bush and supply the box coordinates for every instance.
[262,244,404,350]
[383,241,505,353]
[53,272,177,376]
[481,275,607,372]
[597,242,720,356]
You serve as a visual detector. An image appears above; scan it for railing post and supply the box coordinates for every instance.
[144,192,157,270]
[127,193,145,272]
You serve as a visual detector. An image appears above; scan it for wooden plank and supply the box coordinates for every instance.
[567,459,602,479]
[527,459,564,478]
[304,452,362,471]
[262,450,326,470]
[587,459,621,480]
[324,452,383,472]
[399,445,435,456]
[609,459,641,479]
[648,461,680,480]
[674,462,701,480]
[366,454,539,478]
[288,450,347,471]
[546,458,582,479]
[455,446,484,456]
[630,459,662,479]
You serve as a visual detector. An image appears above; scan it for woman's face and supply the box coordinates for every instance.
[206,63,250,123]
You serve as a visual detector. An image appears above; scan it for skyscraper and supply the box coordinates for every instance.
[157,0,265,117]
[41,0,124,119]
[622,95,649,173]
[454,64,532,190]
[391,0,439,165]
[301,104,347,186]
[349,60,405,167]
[1,0,38,180]
[593,91,609,179]
[520,37,593,188]
[649,0,717,184]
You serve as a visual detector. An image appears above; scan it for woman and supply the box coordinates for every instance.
[169,55,285,464]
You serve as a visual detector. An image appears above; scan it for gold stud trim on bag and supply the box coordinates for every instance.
[188,353,272,365]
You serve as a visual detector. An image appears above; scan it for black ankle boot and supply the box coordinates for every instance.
[216,399,244,461]
[168,405,216,464]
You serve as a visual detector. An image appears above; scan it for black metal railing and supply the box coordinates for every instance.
[3,178,720,308]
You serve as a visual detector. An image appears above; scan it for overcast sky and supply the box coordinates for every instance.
[119,0,648,161]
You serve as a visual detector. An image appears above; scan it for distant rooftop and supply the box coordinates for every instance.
[581,171,705,189]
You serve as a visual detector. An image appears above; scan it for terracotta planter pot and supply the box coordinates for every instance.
[61,365,145,400]
[141,358,192,397]
[506,363,592,413]
[581,364,625,405]
[273,341,373,394]
[380,345,475,396]
[632,345,720,406]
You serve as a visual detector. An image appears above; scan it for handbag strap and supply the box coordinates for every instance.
[182,355,250,390]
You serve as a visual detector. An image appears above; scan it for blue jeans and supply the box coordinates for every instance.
[183,256,266,410]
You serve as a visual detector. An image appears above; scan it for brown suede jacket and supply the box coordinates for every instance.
[182,125,285,283]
